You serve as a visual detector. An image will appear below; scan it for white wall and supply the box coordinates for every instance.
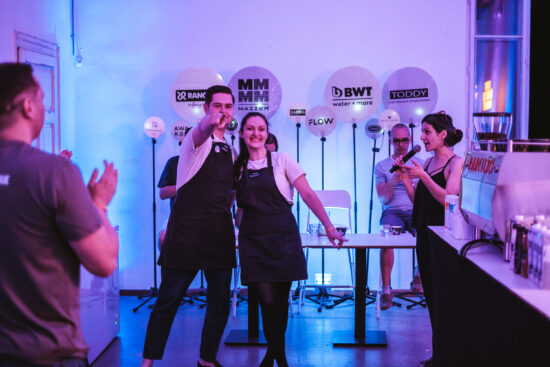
[0,0,77,152]
[3,0,470,290]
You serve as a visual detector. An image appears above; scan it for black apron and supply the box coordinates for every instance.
[236,152,307,284]
[159,138,236,270]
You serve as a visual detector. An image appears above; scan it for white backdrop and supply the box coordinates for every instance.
[1,0,469,290]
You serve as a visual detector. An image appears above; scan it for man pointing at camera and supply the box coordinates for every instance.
[142,85,236,367]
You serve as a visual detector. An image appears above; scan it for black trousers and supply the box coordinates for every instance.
[142,267,232,361]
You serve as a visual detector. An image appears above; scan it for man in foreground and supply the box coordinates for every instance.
[0,62,119,365]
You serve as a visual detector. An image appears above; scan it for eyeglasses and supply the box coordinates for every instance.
[392,138,410,145]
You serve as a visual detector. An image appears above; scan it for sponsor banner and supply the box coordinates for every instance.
[170,67,224,123]
[365,118,384,140]
[382,67,438,126]
[305,105,337,137]
[171,120,192,142]
[228,66,282,120]
[324,66,381,122]
[288,101,307,123]
[378,109,401,131]
[144,116,165,138]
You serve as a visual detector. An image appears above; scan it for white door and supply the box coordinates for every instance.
[16,32,60,154]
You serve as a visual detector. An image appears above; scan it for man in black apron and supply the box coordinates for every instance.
[141,86,236,367]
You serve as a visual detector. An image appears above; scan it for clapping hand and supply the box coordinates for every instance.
[88,160,118,209]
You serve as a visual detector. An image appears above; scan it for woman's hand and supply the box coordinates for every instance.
[402,160,426,180]
[327,228,348,249]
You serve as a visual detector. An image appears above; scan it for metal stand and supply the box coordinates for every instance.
[133,138,159,312]
[304,136,353,311]
[296,122,301,230]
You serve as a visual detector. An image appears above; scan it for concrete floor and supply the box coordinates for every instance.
[91,293,432,367]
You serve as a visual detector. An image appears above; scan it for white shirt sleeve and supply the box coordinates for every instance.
[273,152,305,204]
[176,127,213,190]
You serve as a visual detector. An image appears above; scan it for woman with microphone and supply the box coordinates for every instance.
[398,112,463,367]
[234,112,346,367]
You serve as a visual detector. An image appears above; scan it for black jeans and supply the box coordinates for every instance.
[142,267,232,362]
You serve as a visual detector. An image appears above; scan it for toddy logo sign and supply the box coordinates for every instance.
[389,88,429,100]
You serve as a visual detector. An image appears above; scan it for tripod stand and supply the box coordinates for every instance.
[133,137,160,312]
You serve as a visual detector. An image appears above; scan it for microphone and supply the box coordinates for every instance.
[389,145,421,173]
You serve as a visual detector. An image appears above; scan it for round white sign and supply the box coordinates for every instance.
[228,66,283,120]
[378,109,401,131]
[287,101,307,123]
[382,67,438,127]
[170,66,224,123]
[324,66,381,123]
[305,106,338,137]
[170,120,192,142]
[144,116,165,138]
[365,118,384,140]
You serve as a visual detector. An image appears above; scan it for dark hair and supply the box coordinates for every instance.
[0,63,38,128]
[233,112,269,185]
[421,111,463,147]
[204,85,235,106]
[265,132,278,152]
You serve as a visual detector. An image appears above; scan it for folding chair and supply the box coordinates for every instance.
[298,190,355,312]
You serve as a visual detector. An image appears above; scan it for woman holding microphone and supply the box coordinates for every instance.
[234,112,346,367]
[399,112,464,367]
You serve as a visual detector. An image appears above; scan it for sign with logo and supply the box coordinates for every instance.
[144,116,165,138]
[287,101,307,123]
[324,66,381,123]
[228,66,282,120]
[170,66,224,123]
[170,120,192,142]
[365,118,383,140]
[305,105,337,137]
[382,67,438,127]
[378,109,401,132]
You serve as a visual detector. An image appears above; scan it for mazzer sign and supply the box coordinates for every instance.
[228,66,282,119]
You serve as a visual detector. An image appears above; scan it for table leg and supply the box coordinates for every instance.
[333,248,387,347]
[224,287,267,345]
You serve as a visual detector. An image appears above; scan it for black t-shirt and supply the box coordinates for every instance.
[0,140,102,363]
[157,155,179,208]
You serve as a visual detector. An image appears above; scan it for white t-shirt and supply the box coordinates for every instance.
[246,152,305,205]
[176,127,236,190]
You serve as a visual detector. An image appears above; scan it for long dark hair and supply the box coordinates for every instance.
[234,112,269,185]
[422,111,463,147]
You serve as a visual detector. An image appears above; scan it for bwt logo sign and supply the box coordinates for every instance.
[175,89,207,102]
[238,78,269,103]
[389,88,429,100]
[308,117,334,126]
[332,86,372,99]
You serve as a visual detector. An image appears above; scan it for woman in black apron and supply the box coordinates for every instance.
[398,112,464,367]
[234,112,346,367]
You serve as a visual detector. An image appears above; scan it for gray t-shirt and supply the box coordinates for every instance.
[374,155,423,212]
[0,140,102,363]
